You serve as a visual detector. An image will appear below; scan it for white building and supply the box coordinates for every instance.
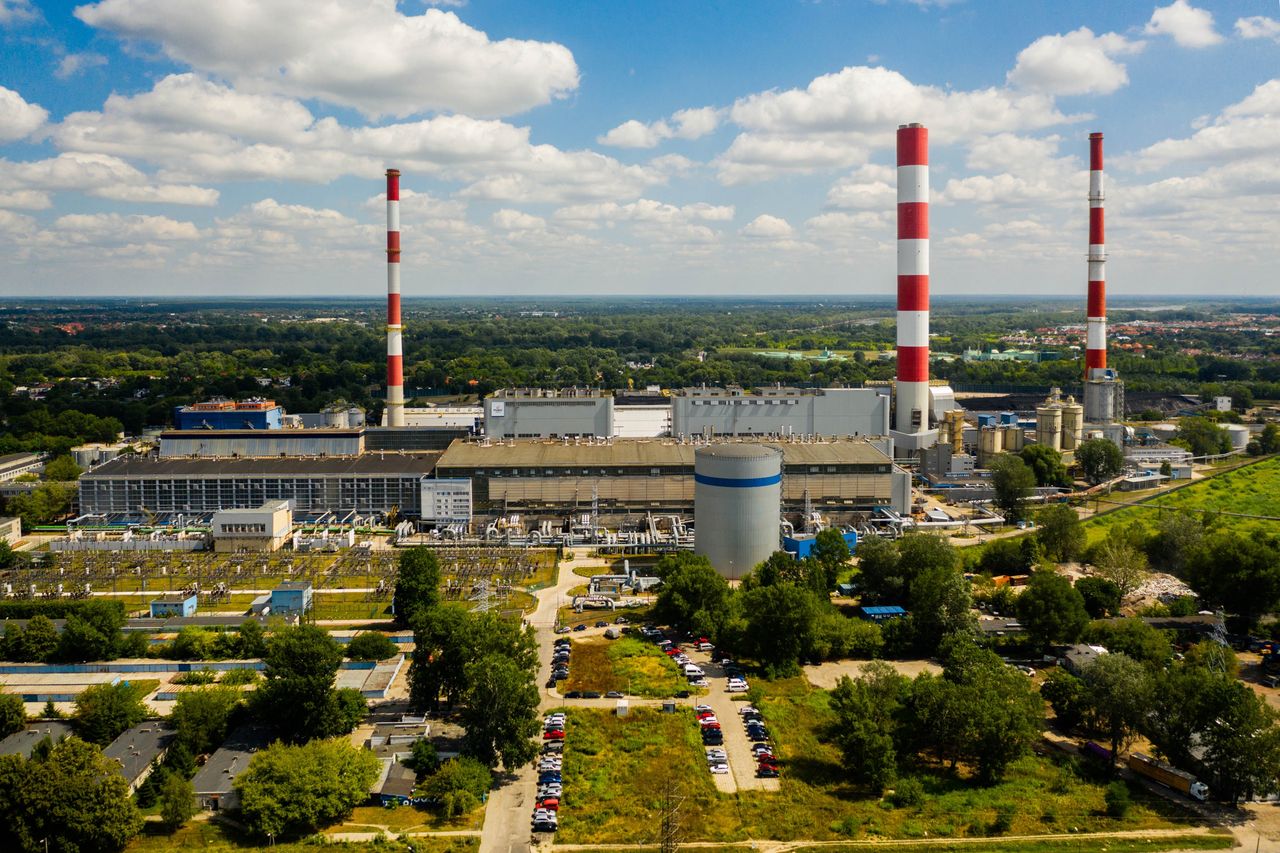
[211,500,293,553]
[419,479,473,524]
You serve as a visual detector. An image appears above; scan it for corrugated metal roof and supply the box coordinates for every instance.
[83,454,439,478]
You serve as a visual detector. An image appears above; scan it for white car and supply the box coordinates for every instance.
[705,750,727,761]
[695,704,714,713]
[708,763,730,774]
[738,705,759,716]
[689,678,709,687]
[544,714,566,724]
[727,680,749,693]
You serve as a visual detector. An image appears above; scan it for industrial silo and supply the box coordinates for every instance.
[1002,425,1025,453]
[1061,397,1084,451]
[1036,404,1063,452]
[694,444,783,580]
[1151,423,1179,443]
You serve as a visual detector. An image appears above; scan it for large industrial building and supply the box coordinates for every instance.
[483,388,614,439]
[434,437,909,521]
[670,387,890,438]
[79,455,437,516]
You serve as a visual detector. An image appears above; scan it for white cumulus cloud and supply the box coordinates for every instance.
[598,106,720,148]
[1236,16,1280,42]
[0,0,37,24]
[1007,28,1143,96]
[74,0,580,118]
[740,214,793,239]
[0,85,47,142]
[491,209,546,231]
[1144,0,1223,48]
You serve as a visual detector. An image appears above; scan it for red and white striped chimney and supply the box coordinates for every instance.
[1086,133,1106,378]
[385,168,405,428]
[896,123,929,434]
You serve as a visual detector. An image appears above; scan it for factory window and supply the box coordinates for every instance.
[650,468,660,476]
[809,466,819,473]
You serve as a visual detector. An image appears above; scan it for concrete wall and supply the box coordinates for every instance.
[673,388,889,438]
[484,396,613,438]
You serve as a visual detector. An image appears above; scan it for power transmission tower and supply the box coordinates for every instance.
[658,772,685,853]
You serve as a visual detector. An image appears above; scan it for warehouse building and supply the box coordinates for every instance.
[671,387,891,438]
[483,388,613,439]
[79,455,438,516]
[160,429,364,458]
[435,437,909,519]
[0,453,42,482]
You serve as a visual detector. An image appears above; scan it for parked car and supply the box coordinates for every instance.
[554,626,571,634]
[709,762,730,774]
[543,730,565,740]
[757,768,779,778]
[615,616,629,624]
[573,624,587,632]
[689,678,709,687]
[605,690,624,698]
[563,691,582,699]
[582,691,602,699]
[595,621,609,628]
[674,690,691,698]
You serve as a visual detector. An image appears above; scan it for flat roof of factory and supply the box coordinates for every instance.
[160,429,363,438]
[437,438,890,469]
[83,454,439,478]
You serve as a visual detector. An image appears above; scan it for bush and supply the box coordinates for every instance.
[889,776,925,808]
[346,631,399,661]
[423,757,492,807]
[219,667,261,686]
[172,668,218,685]
[989,803,1016,835]
[1105,781,1131,818]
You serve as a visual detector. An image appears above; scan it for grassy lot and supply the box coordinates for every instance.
[786,835,1234,852]
[322,803,486,834]
[126,817,480,852]
[555,681,1210,845]
[555,707,736,844]
[560,637,695,698]
[1082,455,1280,544]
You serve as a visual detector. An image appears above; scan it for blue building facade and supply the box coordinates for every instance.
[271,582,313,616]
[150,593,198,618]
[782,530,857,560]
[173,399,284,431]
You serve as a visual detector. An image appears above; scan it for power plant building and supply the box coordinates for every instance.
[671,387,890,438]
[483,388,614,439]
[79,455,438,516]
[693,444,783,580]
[434,437,909,519]
[159,429,365,459]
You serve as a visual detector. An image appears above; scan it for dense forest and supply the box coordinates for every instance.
[2,297,1278,450]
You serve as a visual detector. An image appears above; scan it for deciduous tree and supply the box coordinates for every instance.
[73,682,147,746]
[236,739,380,839]
[1077,438,1123,485]
[460,654,539,769]
[989,454,1036,523]
[1036,504,1086,563]
[1016,570,1089,649]
[393,547,442,629]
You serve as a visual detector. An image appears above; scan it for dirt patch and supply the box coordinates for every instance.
[802,658,941,690]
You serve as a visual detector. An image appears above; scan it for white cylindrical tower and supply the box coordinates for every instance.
[896,123,929,433]
[694,444,783,581]
[385,168,405,428]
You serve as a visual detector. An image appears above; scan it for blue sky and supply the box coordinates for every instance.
[0,0,1277,298]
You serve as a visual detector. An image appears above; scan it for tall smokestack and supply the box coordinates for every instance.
[1086,133,1106,378]
[385,168,405,428]
[895,123,929,434]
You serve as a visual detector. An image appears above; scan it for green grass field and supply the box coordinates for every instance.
[126,817,480,852]
[560,637,694,698]
[1082,455,1280,544]
[554,680,1209,845]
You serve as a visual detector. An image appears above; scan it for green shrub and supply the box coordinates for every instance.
[888,776,925,809]
[219,667,261,686]
[988,803,1015,835]
[172,668,217,685]
[1105,780,1131,818]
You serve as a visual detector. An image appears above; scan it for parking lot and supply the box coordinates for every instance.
[687,649,780,792]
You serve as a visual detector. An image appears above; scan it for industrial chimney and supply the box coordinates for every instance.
[895,123,929,435]
[385,169,404,428]
[1086,133,1106,377]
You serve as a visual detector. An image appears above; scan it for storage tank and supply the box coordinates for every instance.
[1150,423,1179,442]
[694,444,782,580]
[347,407,367,428]
[1223,423,1250,451]
[1061,397,1084,451]
[1036,405,1063,452]
[1002,425,1025,453]
[322,407,350,428]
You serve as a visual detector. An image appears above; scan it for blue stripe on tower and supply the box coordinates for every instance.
[694,473,782,488]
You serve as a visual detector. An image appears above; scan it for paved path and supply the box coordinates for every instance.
[480,550,590,853]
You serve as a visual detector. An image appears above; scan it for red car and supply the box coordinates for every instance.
[543,730,565,740]
[536,798,560,810]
